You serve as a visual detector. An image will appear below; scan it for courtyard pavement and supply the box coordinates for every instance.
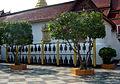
[0,63,120,84]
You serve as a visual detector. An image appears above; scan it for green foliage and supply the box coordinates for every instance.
[48,12,87,42]
[81,11,106,39]
[48,10,106,42]
[0,21,33,45]
[48,10,106,69]
[99,47,117,64]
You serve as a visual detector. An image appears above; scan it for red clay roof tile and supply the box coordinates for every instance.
[112,0,120,10]
[0,2,74,22]
[112,19,120,25]
[100,8,110,16]
[92,0,110,8]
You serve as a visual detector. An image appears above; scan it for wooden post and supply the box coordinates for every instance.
[56,41,59,65]
[28,45,31,64]
[42,41,44,64]
[74,43,77,66]
[6,44,8,63]
[93,39,96,67]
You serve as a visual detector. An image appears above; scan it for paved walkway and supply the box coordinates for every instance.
[0,63,120,84]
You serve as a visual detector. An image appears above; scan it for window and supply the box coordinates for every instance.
[42,24,51,42]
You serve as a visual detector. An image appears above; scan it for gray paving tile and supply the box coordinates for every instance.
[9,79,25,82]
[27,81,46,84]
[0,63,120,84]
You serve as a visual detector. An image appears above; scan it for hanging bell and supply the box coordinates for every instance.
[48,56,52,65]
[60,44,63,52]
[69,45,72,52]
[59,56,63,65]
[14,46,16,52]
[82,43,86,52]
[64,56,68,66]
[69,56,73,66]
[38,56,41,64]
[44,56,47,65]
[31,46,33,52]
[53,55,56,65]
[7,46,10,52]
[19,46,21,52]
[53,45,56,52]
[78,44,81,50]
[34,44,37,52]
[22,46,24,52]
[64,44,67,52]
[25,46,28,52]
[38,45,41,52]
[44,45,47,52]
[48,44,51,52]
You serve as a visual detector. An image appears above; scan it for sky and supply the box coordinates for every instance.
[0,0,74,13]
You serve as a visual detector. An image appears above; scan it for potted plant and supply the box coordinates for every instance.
[99,47,117,69]
[48,10,105,76]
[0,21,33,70]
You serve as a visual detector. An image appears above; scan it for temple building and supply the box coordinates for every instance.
[0,0,120,64]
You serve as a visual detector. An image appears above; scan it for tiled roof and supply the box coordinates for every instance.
[112,19,120,25]
[112,0,120,10]
[92,0,110,8]
[0,2,74,22]
[100,8,110,16]
[0,0,119,26]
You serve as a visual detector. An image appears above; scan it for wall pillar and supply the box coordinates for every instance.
[93,39,97,67]
[74,43,77,66]
[56,41,59,65]
[6,44,8,63]
[28,45,31,64]
[42,41,44,64]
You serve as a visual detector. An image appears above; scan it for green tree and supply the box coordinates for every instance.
[48,10,105,69]
[0,21,33,65]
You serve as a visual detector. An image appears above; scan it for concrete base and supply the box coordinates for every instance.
[101,64,116,69]
[10,64,27,70]
[72,68,94,76]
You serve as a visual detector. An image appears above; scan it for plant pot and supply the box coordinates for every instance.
[101,64,116,69]
[71,68,94,76]
[10,64,27,70]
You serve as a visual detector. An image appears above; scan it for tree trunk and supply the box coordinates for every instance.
[11,45,20,65]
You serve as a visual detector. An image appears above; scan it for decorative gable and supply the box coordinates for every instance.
[72,0,97,11]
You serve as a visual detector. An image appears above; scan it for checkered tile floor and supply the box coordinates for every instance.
[0,63,120,84]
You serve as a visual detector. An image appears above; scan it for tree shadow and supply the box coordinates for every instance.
[77,71,120,84]
[0,63,58,76]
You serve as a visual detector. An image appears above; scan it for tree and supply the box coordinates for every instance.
[0,21,33,65]
[48,10,106,69]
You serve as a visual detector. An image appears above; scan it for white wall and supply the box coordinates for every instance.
[31,22,48,44]
[1,21,120,65]
[96,21,120,64]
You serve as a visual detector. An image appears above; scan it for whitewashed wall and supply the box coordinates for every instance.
[1,21,120,65]
[31,22,48,44]
[31,21,120,64]
[96,21,120,64]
